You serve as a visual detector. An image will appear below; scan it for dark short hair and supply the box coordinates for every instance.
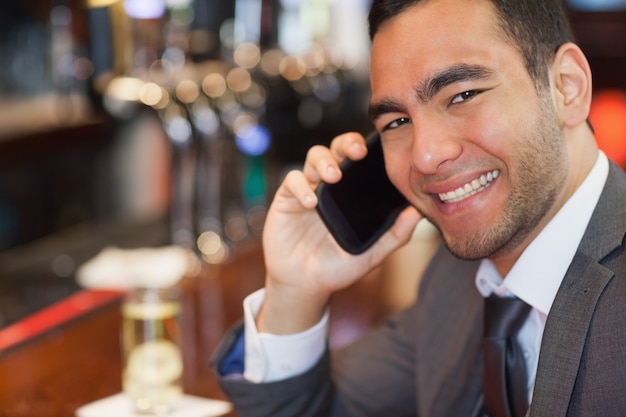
[368,0,576,88]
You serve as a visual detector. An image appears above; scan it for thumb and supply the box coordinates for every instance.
[369,206,423,262]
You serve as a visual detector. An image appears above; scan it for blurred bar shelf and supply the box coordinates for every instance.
[0,92,104,144]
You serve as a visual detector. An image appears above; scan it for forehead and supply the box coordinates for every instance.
[370,0,521,96]
[371,0,504,54]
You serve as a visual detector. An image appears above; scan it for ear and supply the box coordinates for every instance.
[550,42,592,128]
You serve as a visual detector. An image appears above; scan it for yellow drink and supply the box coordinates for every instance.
[122,289,182,415]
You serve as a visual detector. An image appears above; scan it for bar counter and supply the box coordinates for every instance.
[0,242,393,417]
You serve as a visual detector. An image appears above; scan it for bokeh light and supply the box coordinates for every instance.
[235,123,271,156]
[123,0,166,19]
[589,89,626,168]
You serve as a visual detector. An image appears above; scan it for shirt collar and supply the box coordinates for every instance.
[475,151,609,314]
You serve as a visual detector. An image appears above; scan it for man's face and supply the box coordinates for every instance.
[369,0,569,265]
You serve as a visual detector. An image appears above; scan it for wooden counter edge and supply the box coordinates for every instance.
[0,288,124,352]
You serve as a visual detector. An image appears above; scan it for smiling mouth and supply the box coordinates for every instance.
[438,170,499,203]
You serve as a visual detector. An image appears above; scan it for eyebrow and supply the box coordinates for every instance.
[368,99,405,122]
[368,64,494,122]
[416,64,494,103]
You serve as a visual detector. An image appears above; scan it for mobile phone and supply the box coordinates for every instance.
[315,131,409,254]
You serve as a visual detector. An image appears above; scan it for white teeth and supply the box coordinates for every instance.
[438,170,499,203]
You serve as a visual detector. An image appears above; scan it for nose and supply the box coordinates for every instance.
[410,119,463,174]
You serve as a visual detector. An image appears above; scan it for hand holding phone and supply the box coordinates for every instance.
[316,132,409,254]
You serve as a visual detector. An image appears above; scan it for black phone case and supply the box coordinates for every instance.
[315,132,409,254]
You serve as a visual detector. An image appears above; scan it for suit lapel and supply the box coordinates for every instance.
[530,162,626,416]
[530,255,613,416]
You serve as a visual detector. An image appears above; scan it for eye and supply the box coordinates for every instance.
[383,117,411,131]
[450,90,481,105]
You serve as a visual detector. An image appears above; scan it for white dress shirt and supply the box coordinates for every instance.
[243,151,609,386]
[475,150,608,400]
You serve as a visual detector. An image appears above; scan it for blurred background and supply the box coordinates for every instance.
[0,0,625,328]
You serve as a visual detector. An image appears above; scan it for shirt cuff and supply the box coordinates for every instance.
[243,288,329,383]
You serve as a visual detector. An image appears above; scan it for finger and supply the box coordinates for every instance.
[391,206,424,244]
[303,132,369,185]
[302,145,341,185]
[365,206,423,265]
[329,132,368,163]
[278,169,319,209]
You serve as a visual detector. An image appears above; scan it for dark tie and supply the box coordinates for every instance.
[482,295,532,417]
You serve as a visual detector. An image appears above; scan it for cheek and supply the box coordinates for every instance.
[453,99,525,157]
[384,151,412,195]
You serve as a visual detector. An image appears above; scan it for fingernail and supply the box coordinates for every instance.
[353,142,366,152]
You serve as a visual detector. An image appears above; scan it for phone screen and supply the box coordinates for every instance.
[316,132,409,254]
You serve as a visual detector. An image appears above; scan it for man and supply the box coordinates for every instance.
[212,0,626,415]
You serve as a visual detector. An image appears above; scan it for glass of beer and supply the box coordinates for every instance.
[122,286,183,415]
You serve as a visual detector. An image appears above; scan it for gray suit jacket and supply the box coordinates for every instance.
[212,162,626,417]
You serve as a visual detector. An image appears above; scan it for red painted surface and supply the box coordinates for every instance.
[0,289,124,351]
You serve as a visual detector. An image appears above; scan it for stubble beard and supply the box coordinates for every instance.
[436,97,568,262]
